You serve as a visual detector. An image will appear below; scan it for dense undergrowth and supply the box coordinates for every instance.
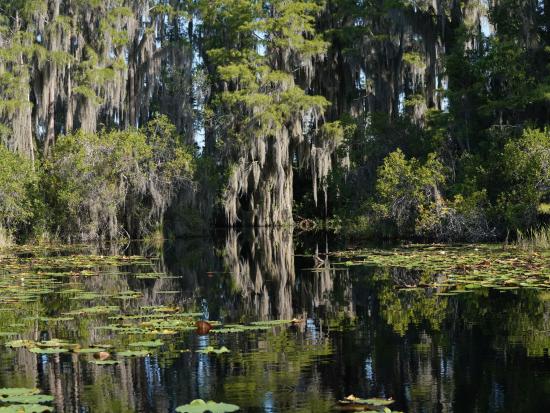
[0,116,195,244]
[1,1,550,244]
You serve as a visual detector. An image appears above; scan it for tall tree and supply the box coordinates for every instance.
[197,0,343,226]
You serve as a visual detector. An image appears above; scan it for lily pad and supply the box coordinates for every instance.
[0,405,53,412]
[175,400,240,413]
[0,395,54,404]
[29,348,69,354]
[117,350,150,357]
[128,340,163,348]
[0,390,39,398]
[364,398,395,406]
[338,395,395,408]
[195,346,230,355]
[4,340,34,349]
[249,320,292,326]
[89,360,119,365]
[73,348,107,354]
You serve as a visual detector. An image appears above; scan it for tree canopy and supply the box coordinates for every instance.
[1,0,550,242]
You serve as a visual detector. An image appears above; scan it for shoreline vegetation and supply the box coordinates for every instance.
[2,1,550,247]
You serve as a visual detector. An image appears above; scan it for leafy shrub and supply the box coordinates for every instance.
[416,190,495,241]
[496,127,550,231]
[373,149,494,241]
[43,116,195,241]
[373,149,445,237]
[0,145,40,242]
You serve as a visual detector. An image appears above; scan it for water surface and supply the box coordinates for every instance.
[1,230,549,412]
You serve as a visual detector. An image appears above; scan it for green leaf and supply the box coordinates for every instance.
[0,395,54,404]
[89,360,119,366]
[195,346,230,355]
[73,348,107,354]
[0,405,53,413]
[175,400,240,413]
[0,390,39,398]
[365,398,395,406]
[117,350,150,357]
[29,348,69,354]
[128,340,163,348]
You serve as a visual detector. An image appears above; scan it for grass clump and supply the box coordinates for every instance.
[516,226,550,250]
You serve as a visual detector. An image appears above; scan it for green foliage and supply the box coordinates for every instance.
[0,145,40,238]
[175,400,240,413]
[42,116,195,240]
[373,149,445,236]
[1,0,550,241]
[496,128,550,230]
[202,0,330,139]
[516,226,550,250]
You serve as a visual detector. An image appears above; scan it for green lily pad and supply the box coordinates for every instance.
[29,348,68,354]
[0,395,54,404]
[4,340,34,348]
[117,350,150,357]
[38,317,74,323]
[249,320,292,326]
[210,327,247,334]
[36,339,72,348]
[195,346,230,355]
[0,405,53,412]
[0,390,39,398]
[89,360,119,365]
[364,398,395,406]
[64,306,119,315]
[338,395,395,409]
[175,399,240,412]
[128,340,163,348]
[73,348,107,354]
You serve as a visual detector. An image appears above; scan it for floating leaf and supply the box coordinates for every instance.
[0,404,53,412]
[36,339,73,348]
[339,395,395,408]
[117,350,150,357]
[89,360,119,366]
[249,320,292,326]
[4,340,34,349]
[73,348,107,354]
[195,346,230,355]
[0,390,39,398]
[29,348,68,354]
[0,395,54,404]
[175,399,240,413]
[195,321,212,335]
[364,398,395,406]
[128,340,163,348]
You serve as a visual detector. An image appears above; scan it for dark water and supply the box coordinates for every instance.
[1,229,550,412]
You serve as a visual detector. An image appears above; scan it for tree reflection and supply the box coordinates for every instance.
[0,234,550,412]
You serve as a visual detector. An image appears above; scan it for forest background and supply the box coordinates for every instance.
[1,0,549,244]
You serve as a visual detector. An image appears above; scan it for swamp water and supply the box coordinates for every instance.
[0,229,549,412]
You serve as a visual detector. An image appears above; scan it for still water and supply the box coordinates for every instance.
[1,229,549,412]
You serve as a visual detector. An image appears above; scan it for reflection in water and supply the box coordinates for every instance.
[0,230,550,412]
[162,228,354,324]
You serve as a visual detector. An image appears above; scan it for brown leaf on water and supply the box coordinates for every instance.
[195,320,212,335]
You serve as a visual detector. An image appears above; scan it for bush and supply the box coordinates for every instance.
[496,127,550,231]
[415,190,495,241]
[372,149,494,241]
[43,116,195,241]
[373,149,445,237]
[0,145,40,242]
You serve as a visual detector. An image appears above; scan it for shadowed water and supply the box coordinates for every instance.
[1,229,549,412]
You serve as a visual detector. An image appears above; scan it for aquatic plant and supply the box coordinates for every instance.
[516,226,550,250]
[175,400,240,413]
